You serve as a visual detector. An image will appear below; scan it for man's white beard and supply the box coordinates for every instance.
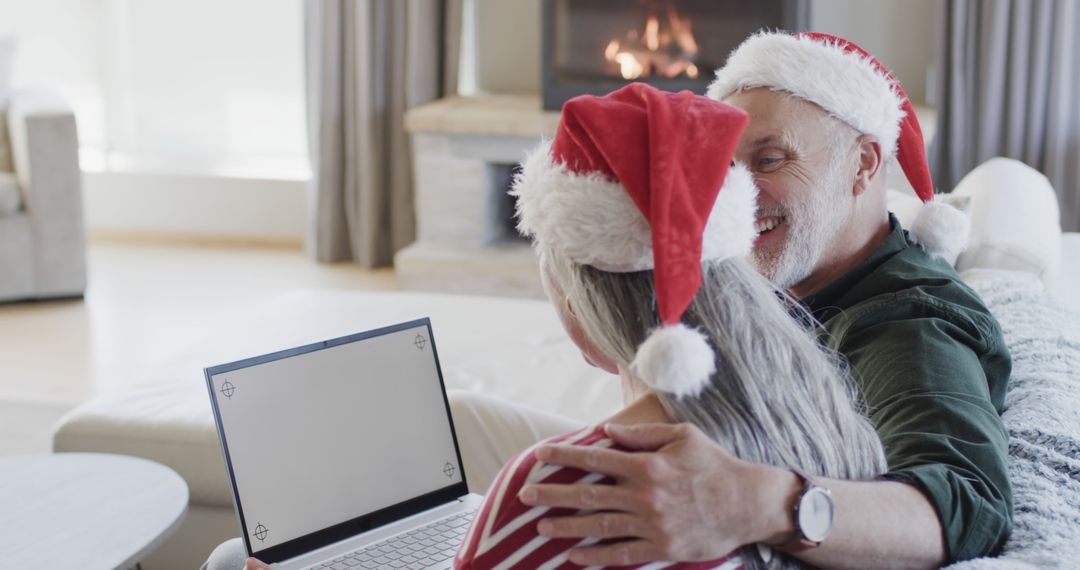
[752,163,853,290]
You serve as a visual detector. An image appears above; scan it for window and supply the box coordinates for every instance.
[2,0,308,180]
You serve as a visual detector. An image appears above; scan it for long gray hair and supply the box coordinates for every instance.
[542,249,887,569]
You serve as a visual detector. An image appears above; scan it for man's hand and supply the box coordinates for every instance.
[244,558,271,570]
[518,422,798,566]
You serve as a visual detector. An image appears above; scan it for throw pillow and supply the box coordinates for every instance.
[953,158,1063,286]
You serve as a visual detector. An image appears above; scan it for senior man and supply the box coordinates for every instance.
[510,32,1012,569]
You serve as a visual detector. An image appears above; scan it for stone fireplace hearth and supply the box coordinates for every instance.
[396,95,559,298]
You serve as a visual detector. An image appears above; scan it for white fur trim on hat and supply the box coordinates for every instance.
[707,32,906,157]
[908,198,970,261]
[512,141,758,272]
[630,323,715,399]
[703,164,758,264]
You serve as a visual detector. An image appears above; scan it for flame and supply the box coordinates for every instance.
[644,16,660,52]
[667,3,698,55]
[605,40,620,61]
[614,52,645,80]
[602,1,701,80]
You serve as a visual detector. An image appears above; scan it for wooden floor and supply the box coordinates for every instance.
[0,239,397,455]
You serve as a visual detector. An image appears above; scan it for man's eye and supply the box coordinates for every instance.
[757,156,783,171]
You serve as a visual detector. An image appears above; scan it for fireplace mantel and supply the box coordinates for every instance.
[405,95,560,138]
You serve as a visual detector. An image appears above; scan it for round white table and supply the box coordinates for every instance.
[0,453,189,570]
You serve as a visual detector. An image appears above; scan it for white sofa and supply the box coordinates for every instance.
[53,158,1080,569]
[887,157,1080,311]
[53,291,621,570]
[0,90,87,302]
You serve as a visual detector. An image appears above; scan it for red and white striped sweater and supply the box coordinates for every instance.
[454,425,743,570]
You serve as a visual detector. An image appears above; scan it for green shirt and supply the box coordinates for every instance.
[803,215,1012,562]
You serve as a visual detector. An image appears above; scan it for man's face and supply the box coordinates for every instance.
[725,88,857,290]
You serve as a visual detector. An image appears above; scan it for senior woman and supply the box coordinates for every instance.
[453,84,886,570]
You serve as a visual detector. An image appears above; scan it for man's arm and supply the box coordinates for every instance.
[520,423,946,570]
[838,314,1013,560]
[521,302,1011,567]
[777,474,946,569]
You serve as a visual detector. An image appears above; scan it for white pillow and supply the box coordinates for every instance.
[952,157,1062,287]
[886,187,923,228]
[886,188,972,266]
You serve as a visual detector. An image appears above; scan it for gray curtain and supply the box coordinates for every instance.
[931,0,1080,231]
[305,0,461,266]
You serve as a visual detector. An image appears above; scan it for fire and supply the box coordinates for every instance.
[615,51,645,80]
[603,1,701,80]
[644,15,660,52]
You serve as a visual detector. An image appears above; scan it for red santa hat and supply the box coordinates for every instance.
[708,31,968,260]
[512,83,756,398]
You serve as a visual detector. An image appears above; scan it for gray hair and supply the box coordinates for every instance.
[542,251,887,569]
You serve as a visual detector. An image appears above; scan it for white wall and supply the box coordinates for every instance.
[811,0,937,104]
[83,172,306,243]
[464,0,938,104]
[469,0,541,94]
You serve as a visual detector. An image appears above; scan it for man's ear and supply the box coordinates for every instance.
[852,135,882,197]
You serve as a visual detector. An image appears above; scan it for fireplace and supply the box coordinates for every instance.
[396,2,813,298]
[542,0,810,110]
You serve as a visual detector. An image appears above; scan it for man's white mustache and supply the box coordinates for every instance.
[755,206,788,219]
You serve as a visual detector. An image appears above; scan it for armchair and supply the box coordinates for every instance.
[0,89,86,302]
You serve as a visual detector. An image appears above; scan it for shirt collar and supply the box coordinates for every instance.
[801,214,907,317]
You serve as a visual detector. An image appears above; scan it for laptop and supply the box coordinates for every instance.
[205,318,484,569]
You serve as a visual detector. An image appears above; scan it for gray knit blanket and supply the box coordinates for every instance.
[944,271,1080,569]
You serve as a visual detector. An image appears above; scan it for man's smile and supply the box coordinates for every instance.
[754,215,784,234]
[754,215,787,248]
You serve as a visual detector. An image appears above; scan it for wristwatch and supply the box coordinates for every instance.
[783,468,834,550]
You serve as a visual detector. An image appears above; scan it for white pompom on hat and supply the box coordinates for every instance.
[708,31,969,259]
[629,323,717,399]
[512,83,756,398]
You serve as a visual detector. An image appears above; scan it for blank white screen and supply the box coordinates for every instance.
[210,324,463,551]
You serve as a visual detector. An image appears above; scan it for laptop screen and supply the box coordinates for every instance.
[206,318,467,561]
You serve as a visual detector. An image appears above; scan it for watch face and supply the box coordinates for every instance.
[798,487,834,543]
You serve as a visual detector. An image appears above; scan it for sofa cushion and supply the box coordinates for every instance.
[886,188,922,227]
[0,171,20,215]
[952,158,1062,286]
[0,109,13,175]
[946,270,1080,568]
[1051,233,1080,312]
[53,289,620,508]
[0,36,14,174]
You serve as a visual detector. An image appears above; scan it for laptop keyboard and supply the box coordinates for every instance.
[309,510,476,569]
